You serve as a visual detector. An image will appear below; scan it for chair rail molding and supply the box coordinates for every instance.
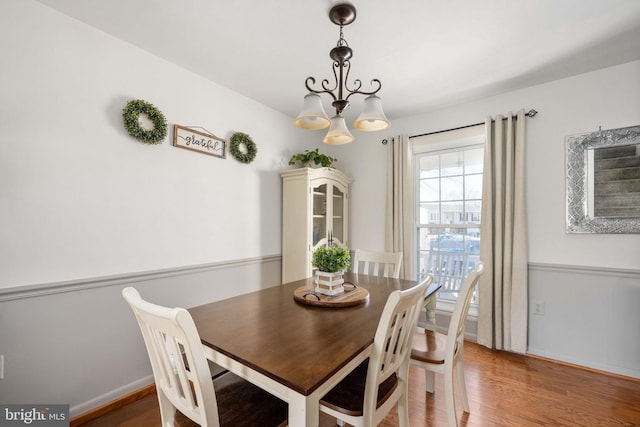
[528,262,640,279]
[0,255,282,302]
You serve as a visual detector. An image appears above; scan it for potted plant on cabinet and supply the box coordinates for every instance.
[312,245,351,295]
[289,148,337,169]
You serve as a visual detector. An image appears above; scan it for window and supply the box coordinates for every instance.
[412,125,484,306]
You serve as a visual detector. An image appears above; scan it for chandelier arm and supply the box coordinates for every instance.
[304,76,338,103]
[334,59,347,102]
[347,78,362,93]
[345,78,383,100]
[324,62,341,93]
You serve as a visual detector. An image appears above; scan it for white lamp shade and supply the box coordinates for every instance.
[353,95,390,131]
[323,115,354,145]
[294,93,331,130]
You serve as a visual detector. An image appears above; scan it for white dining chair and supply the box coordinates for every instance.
[410,262,485,427]
[319,275,433,427]
[122,287,288,427]
[352,249,403,278]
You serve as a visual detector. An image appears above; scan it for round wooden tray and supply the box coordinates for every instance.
[293,283,369,308]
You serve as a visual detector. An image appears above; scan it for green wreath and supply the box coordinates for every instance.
[122,99,167,145]
[229,132,257,164]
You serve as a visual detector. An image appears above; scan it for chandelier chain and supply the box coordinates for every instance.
[337,25,348,47]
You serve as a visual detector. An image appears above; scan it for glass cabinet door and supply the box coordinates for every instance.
[331,186,345,246]
[312,183,327,247]
[311,180,347,248]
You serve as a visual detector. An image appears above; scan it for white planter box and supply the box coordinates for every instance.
[314,271,345,296]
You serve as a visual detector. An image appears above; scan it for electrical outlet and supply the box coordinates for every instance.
[533,301,545,315]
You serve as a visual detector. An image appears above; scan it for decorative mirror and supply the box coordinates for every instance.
[566,124,640,233]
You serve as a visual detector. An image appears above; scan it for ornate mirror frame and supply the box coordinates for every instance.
[566,124,640,233]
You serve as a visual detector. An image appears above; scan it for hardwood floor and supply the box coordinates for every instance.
[76,342,640,426]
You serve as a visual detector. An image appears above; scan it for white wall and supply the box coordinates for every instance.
[0,0,316,289]
[336,61,640,378]
[339,61,640,270]
[0,0,316,415]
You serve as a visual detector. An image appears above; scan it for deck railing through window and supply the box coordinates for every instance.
[419,250,480,304]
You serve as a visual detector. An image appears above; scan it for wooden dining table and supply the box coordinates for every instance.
[189,273,440,427]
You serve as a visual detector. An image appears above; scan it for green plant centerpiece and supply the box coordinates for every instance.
[312,245,351,296]
[289,148,337,168]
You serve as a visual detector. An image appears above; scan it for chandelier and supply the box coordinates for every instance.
[294,2,390,145]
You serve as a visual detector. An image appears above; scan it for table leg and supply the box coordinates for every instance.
[424,296,437,332]
[288,392,319,427]
[424,296,437,392]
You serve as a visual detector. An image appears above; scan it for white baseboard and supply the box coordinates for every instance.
[527,347,640,379]
[70,375,154,418]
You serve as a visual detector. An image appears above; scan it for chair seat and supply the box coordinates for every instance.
[214,372,288,427]
[320,360,398,417]
[411,328,447,365]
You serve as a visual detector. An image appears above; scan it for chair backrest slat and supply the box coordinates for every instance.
[352,250,403,279]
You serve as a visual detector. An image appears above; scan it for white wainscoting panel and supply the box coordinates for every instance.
[528,263,640,379]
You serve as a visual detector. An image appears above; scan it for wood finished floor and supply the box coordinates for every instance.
[78,342,640,426]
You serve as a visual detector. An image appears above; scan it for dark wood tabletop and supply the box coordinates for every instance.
[189,273,440,396]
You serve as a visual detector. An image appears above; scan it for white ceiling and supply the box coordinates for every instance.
[35,0,640,123]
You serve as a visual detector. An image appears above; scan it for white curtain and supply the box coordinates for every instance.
[477,109,529,353]
[385,135,415,280]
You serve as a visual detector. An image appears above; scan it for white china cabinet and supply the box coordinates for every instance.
[281,167,352,283]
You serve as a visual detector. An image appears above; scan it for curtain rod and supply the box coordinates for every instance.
[402,108,538,141]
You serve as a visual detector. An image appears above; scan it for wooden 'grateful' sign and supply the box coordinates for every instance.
[173,125,226,158]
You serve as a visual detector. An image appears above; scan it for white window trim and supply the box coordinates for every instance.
[412,124,484,154]
[436,299,479,317]
[411,124,485,313]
